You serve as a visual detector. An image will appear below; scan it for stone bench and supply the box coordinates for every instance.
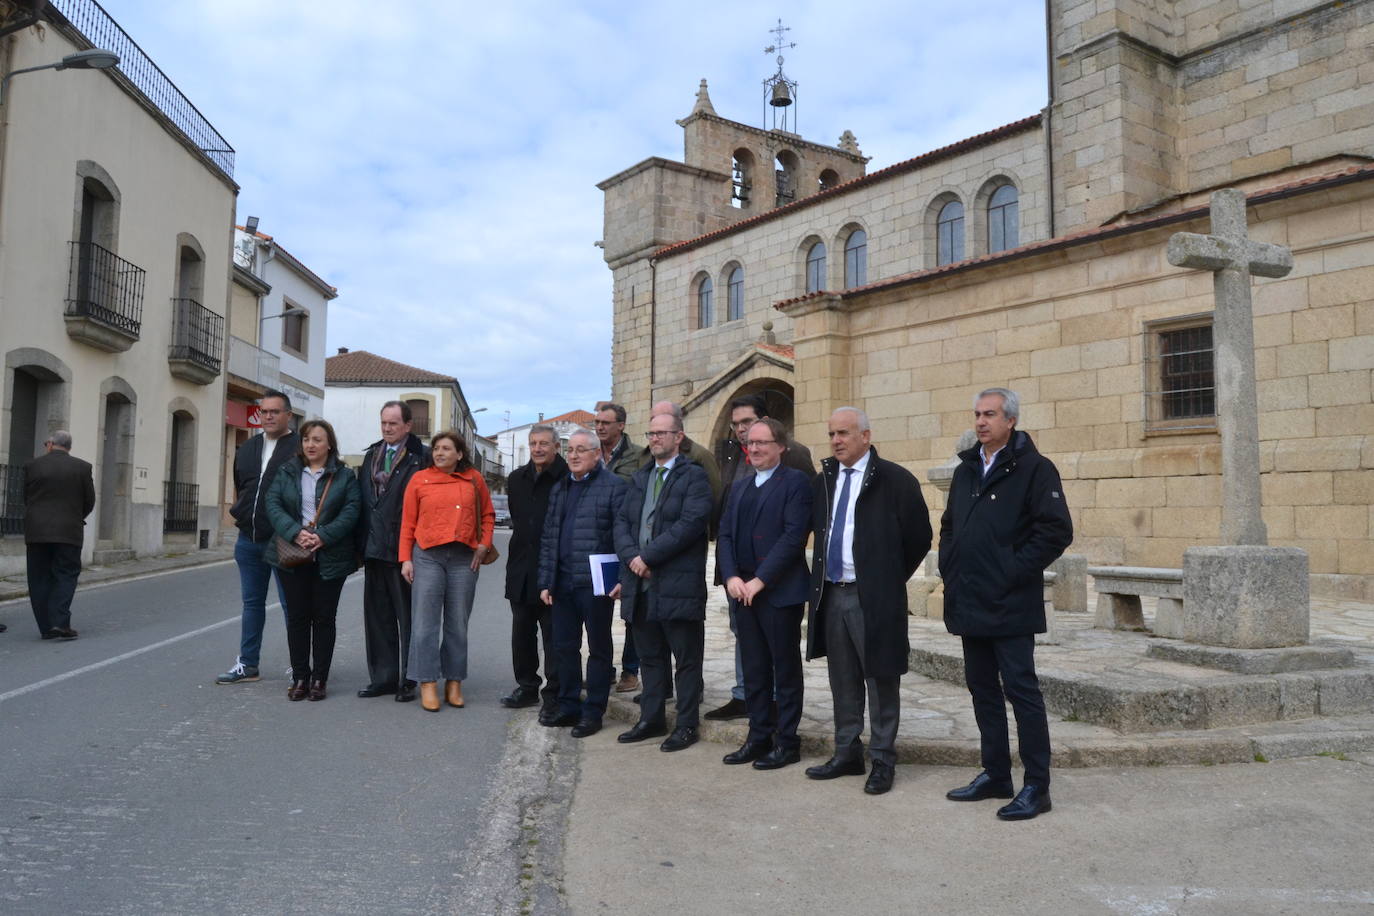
[1089,566,1185,637]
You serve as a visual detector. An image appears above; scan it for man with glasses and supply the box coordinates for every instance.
[216,391,297,684]
[615,413,712,752]
[707,393,815,722]
[537,429,627,737]
[593,402,643,695]
[715,418,812,769]
[23,430,95,640]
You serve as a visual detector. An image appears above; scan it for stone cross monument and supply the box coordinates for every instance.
[1166,188,1292,546]
[1167,189,1309,649]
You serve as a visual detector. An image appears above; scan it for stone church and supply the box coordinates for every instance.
[599,0,1374,599]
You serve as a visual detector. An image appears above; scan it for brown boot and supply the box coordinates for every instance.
[445,679,465,708]
[419,681,441,712]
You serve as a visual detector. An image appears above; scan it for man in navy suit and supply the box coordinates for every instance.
[716,418,813,770]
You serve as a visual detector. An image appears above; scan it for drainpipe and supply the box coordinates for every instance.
[1043,0,1057,239]
[648,255,658,392]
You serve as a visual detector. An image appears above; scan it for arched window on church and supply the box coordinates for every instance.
[696,274,713,328]
[731,149,754,209]
[818,168,839,192]
[988,183,1019,253]
[775,150,800,207]
[805,241,826,293]
[727,266,744,321]
[844,228,867,288]
[937,200,965,266]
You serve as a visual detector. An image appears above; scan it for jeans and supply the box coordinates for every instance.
[408,542,478,682]
[235,532,288,668]
[552,585,614,720]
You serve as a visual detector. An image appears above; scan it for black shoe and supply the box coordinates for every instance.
[395,682,417,703]
[501,687,540,709]
[997,785,1051,821]
[722,739,771,765]
[0,622,7,632]
[703,697,748,721]
[46,627,78,640]
[537,705,560,726]
[542,711,579,728]
[805,756,866,780]
[618,720,668,744]
[946,771,1016,802]
[864,761,894,795]
[41,629,59,640]
[570,718,602,738]
[660,726,698,752]
[753,745,801,771]
[357,683,396,698]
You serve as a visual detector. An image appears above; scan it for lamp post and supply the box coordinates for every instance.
[0,48,120,105]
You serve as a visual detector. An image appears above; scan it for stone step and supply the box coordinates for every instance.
[90,548,137,566]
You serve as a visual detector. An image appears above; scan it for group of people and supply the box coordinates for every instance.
[205,383,1071,820]
[216,392,495,711]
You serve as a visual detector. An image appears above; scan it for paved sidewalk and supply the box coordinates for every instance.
[605,568,1374,768]
[0,543,235,604]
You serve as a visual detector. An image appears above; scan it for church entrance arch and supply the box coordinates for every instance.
[709,378,797,452]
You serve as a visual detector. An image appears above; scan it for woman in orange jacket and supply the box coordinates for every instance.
[399,430,495,711]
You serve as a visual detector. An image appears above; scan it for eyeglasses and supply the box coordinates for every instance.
[744,439,778,448]
[644,430,680,440]
[566,446,599,456]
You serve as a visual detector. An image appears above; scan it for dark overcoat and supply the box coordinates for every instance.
[938,430,1073,637]
[229,431,300,542]
[716,465,813,607]
[713,438,815,585]
[264,454,362,580]
[805,447,932,678]
[355,432,428,562]
[536,465,626,594]
[506,452,568,603]
[22,450,95,546]
[614,459,711,622]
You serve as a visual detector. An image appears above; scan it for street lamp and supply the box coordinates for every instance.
[0,49,120,105]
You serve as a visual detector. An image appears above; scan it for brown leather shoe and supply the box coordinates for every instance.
[287,679,309,701]
[419,681,441,711]
[445,679,465,708]
[615,672,639,693]
[308,679,327,701]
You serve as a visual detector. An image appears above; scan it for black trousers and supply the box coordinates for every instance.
[735,596,804,749]
[962,634,1051,788]
[27,542,82,634]
[362,559,413,688]
[552,585,613,721]
[631,595,704,729]
[510,598,559,706]
[279,564,346,683]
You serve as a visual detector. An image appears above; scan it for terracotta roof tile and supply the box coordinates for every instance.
[653,114,1042,260]
[325,350,457,385]
[543,409,597,426]
[755,342,794,359]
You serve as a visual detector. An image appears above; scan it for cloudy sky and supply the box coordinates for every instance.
[103,0,1048,433]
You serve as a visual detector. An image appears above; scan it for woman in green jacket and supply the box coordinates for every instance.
[266,419,361,701]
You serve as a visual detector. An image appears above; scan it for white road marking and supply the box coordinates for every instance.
[0,558,236,609]
[1081,883,1374,914]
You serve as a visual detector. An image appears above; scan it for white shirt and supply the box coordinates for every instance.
[829,449,870,582]
[981,443,1006,478]
[753,463,779,488]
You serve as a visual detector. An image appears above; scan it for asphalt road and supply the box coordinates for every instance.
[0,530,573,915]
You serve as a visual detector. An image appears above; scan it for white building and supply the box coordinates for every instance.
[494,409,596,475]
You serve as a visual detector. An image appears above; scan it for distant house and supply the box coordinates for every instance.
[493,409,596,473]
[324,348,481,468]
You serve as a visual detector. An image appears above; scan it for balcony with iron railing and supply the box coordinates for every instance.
[49,0,235,180]
[163,480,198,533]
[168,298,224,384]
[65,240,145,352]
[227,336,280,392]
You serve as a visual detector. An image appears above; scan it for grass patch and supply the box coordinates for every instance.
[1316,750,1349,761]
[1253,752,1269,763]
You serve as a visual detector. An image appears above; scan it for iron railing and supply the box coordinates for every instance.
[227,336,280,389]
[169,298,224,374]
[66,240,145,338]
[49,0,236,179]
[1,464,23,536]
[163,480,198,533]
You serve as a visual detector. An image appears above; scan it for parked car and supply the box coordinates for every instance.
[491,493,511,527]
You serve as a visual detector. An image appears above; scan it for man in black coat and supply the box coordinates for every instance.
[23,430,95,639]
[615,411,712,752]
[941,388,1072,821]
[355,401,428,702]
[805,407,931,795]
[503,424,567,721]
[538,429,628,738]
[716,418,813,770]
[216,391,298,684]
[707,392,816,722]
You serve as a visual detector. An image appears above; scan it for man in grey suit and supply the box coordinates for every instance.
[24,430,95,640]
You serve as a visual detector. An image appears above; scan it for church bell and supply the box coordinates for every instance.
[770,81,792,107]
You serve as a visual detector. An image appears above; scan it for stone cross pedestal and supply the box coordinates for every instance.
[1168,189,1309,649]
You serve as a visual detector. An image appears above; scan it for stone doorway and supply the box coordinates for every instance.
[708,378,797,449]
[96,390,135,549]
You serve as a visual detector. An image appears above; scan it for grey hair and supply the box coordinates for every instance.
[976,388,1020,420]
[48,430,73,449]
[529,423,557,443]
[567,428,599,450]
[831,406,870,432]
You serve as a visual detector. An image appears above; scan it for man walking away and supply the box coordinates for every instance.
[24,430,95,640]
